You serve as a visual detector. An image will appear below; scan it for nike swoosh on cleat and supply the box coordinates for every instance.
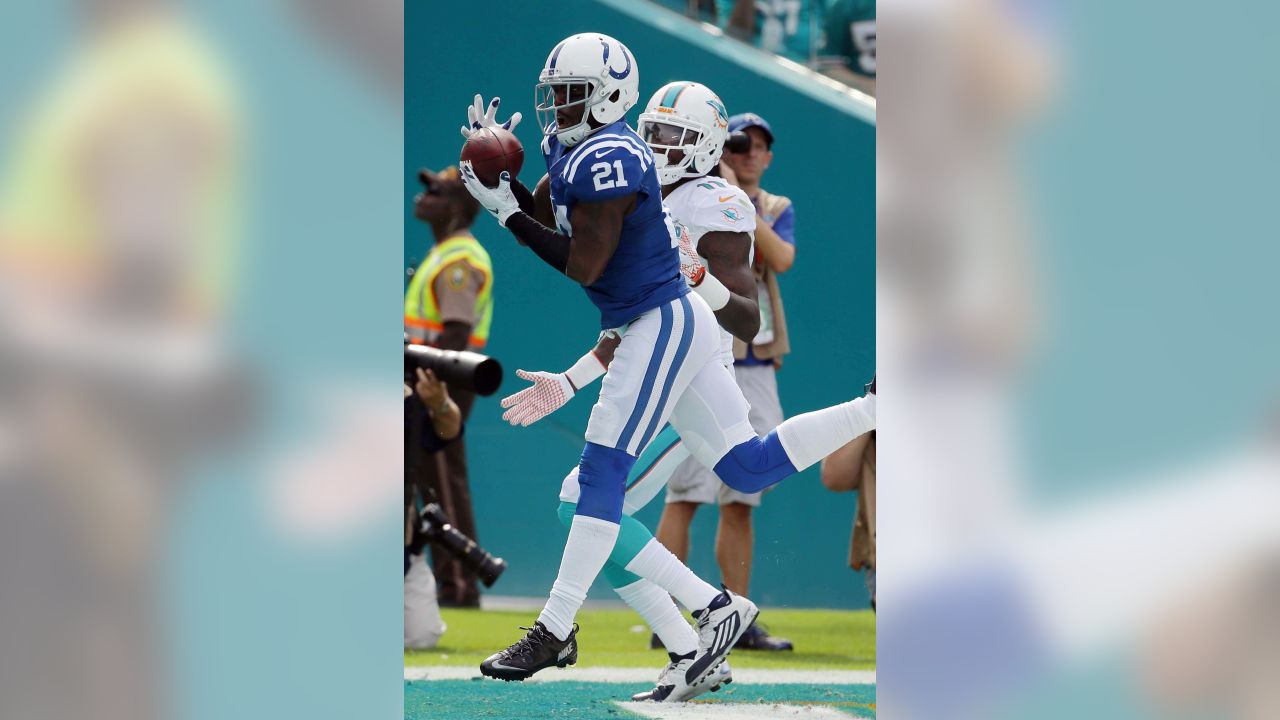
[718,195,734,202]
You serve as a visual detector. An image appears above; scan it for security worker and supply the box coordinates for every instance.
[405,166,493,607]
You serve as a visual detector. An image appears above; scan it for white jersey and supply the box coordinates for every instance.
[663,176,757,366]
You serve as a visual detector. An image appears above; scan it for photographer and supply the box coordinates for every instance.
[404,367,462,650]
[404,165,495,608]
[404,356,507,648]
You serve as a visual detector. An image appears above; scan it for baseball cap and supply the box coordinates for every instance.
[727,113,774,148]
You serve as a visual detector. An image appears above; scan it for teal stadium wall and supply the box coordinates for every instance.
[407,0,874,609]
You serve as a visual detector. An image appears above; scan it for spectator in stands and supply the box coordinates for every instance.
[821,0,876,95]
[653,112,797,652]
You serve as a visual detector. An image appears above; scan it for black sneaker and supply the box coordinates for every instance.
[479,622,578,682]
[648,632,663,650]
[734,621,794,651]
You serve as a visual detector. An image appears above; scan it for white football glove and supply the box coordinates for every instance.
[460,94,523,140]
[459,161,520,226]
[500,369,575,427]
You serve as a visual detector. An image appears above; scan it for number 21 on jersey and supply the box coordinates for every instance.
[591,160,629,191]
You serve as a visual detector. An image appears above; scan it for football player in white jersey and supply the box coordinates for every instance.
[496,80,877,701]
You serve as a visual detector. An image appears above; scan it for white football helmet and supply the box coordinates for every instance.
[637,82,730,185]
[535,33,640,147]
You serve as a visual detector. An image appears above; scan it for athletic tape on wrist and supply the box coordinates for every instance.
[692,272,731,311]
[564,351,607,392]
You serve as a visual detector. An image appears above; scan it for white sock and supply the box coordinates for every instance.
[776,394,876,471]
[624,539,721,612]
[538,514,620,641]
[615,579,699,656]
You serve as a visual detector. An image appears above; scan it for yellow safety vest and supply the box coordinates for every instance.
[404,234,493,348]
[0,14,240,313]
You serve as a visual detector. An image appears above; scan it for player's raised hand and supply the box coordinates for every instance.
[459,162,520,226]
[499,369,575,427]
[460,94,523,140]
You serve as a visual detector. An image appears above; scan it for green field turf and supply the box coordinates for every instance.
[405,607,876,670]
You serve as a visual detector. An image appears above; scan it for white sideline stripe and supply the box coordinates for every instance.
[616,701,865,720]
[404,666,875,685]
[594,0,875,125]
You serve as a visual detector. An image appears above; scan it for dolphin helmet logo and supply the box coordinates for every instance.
[706,98,729,128]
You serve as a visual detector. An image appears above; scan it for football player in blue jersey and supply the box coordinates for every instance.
[459,33,757,690]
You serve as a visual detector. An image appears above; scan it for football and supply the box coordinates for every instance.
[460,127,524,187]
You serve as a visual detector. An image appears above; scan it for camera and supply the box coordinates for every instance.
[405,343,504,396]
[419,495,507,587]
[724,130,752,154]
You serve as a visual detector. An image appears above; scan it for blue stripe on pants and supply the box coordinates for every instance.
[636,294,695,451]
[616,302,673,452]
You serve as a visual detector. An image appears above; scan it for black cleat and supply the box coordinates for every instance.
[733,621,794,651]
[479,622,578,682]
[648,632,663,650]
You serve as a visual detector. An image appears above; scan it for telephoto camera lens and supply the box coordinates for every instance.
[420,502,507,587]
[404,344,504,396]
[724,130,752,154]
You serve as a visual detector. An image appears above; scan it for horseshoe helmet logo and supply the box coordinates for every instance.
[600,37,632,80]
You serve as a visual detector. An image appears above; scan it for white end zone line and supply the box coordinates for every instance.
[616,701,865,720]
[405,666,875,685]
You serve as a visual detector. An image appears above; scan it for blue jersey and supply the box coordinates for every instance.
[541,119,688,329]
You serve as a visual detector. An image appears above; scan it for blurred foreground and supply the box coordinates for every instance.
[0,1,402,718]
[879,1,1280,719]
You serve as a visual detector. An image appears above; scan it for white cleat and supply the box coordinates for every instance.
[631,657,732,702]
[683,588,758,690]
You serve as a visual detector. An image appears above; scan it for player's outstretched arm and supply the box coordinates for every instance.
[686,231,760,342]
[562,196,633,285]
[498,333,620,427]
[500,192,633,284]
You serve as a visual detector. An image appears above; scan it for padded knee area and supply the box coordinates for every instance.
[713,430,797,494]
[574,442,636,523]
